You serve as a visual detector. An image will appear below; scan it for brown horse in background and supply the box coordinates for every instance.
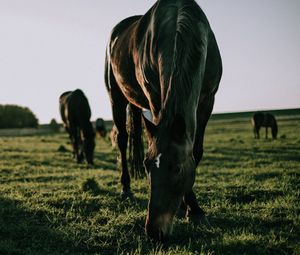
[105,0,222,240]
[252,112,278,139]
[59,89,95,165]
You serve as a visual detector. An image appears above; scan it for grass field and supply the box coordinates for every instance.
[0,117,299,255]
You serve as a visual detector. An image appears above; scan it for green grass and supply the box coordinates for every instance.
[0,118,299,255]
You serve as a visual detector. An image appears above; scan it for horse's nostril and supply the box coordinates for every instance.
[146,225,167,242]
[146,224,161,241]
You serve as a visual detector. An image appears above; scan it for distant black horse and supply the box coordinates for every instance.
[252,112,278,139]
[59,89,95,165]
[95,118,107,137]
[105,0,222,240]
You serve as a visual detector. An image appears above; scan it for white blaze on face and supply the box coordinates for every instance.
[155,153,162,168]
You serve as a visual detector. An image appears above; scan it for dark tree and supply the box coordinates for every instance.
[0,104,39,128]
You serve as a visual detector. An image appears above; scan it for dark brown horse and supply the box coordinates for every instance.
[59,89,95,165]
[95,118,107,137]
[252,112,278,139]
[105,0,222,240]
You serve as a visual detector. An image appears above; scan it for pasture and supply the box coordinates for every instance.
[0,117,299,255]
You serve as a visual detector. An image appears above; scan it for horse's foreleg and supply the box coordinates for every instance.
[183,190,207,222]
[106,67,133,198]
[182,96,215,225]
[265,127,268,139]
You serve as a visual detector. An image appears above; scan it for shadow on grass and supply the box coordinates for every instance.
[0,195,296,255]
[92,151,119,171]
[203,145,300,170]
[0,196,91,255]
[225,187,284,204]
[1,175,76,185]
[208,212,297,255]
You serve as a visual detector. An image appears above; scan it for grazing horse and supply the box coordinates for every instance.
[59,89,95,165]
[252,112,278,139]
[95,118,107,137]
[105,0,222,240]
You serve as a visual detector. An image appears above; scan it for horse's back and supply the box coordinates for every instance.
[252,112,277,127]
[264,113,277,126]
[107,0,221,121]
[59,89,91,127]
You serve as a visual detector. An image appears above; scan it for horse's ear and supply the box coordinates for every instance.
[171,113,186,142]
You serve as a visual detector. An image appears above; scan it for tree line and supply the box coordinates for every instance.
[0,104,38,128]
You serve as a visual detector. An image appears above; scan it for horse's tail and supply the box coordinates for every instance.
[126,104,145,179]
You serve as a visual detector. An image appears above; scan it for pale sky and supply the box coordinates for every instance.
[0,0,299,124]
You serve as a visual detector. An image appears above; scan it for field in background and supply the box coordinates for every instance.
[0,113,299,254]
[0,108,299,137]
[210,108,300,121]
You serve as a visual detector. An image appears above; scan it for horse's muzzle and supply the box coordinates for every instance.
[145,214,173,242]
[145,224,169,242]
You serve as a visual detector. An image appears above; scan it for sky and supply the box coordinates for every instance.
[0,0,299,124]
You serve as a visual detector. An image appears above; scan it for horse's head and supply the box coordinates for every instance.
[144,114,196,241]
[272,126,278,139]
[83,134,95,165]
[271,119,278,139]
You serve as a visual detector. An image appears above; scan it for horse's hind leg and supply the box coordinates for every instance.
[112,100,132,197]
[256,126,260,139]
[265,127,268,139]
[105,63,132,198]
[253,126,258,139]
[113,101,133,198]
[69,126,83,163]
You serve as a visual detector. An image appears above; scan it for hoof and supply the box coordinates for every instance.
[187,212,212,229]
[120,189,134,201]
[86,164,94,169]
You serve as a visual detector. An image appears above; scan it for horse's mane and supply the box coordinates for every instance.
[152,0,209,129]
